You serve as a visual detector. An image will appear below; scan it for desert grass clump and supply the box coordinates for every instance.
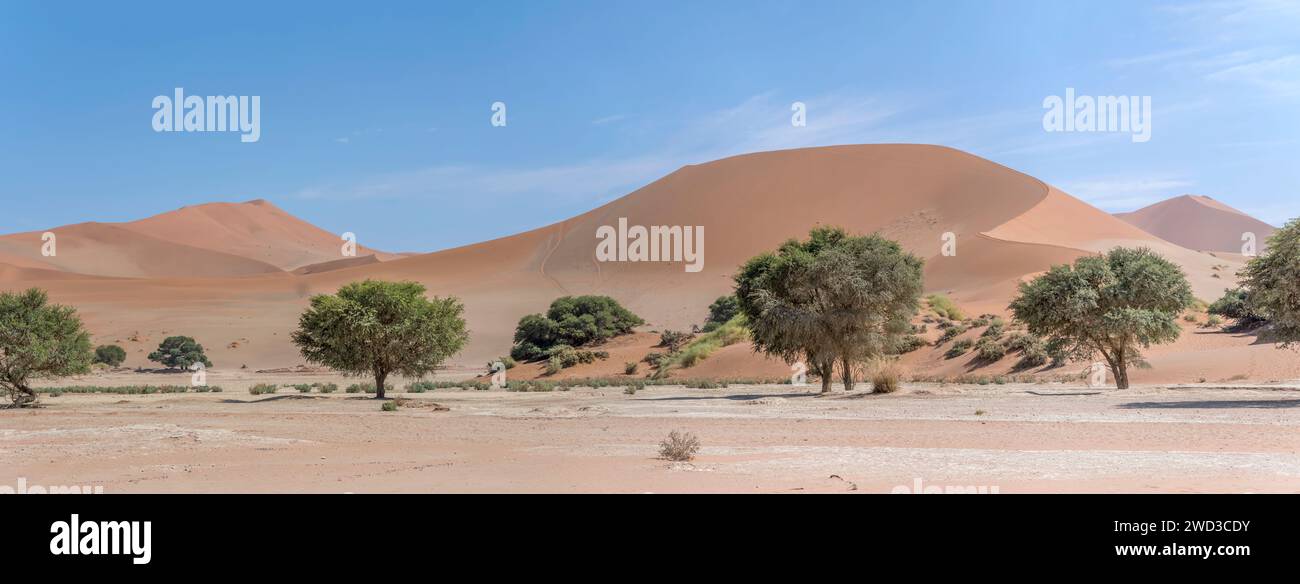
[292,383,313,393]
[938,324,969,344]
[868,359,904,394]
[318,383,338,393]
[624,361,639,375]
[658,430,701,462]
[381,400,398,412]
[926,293,964,321]
[248,383,277,395]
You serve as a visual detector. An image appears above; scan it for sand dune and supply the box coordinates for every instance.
[2,145,1290,384]
[1115,195,1277,254]
[121,199,397,270]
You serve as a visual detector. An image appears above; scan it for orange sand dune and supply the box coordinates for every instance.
[121,199,396,271]
[3,145,1295,384]
[1115,194,1278,254]
[0,222,285,279]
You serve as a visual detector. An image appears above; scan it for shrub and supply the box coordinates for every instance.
[891,334,927,354]
[93,344,127,367]
[705,295,740,329]
[869,359,903,394]
[624,361,638,375]
[946,339,974,359]
[345,383,361,393]
[975,337,1007,362]
[658,430,701,462]
[1207,288,1264,325]
[659,330,693,353]
[292,383,313,393]
[249,383,277,395]
[981,319,1005,339]
[381,401,398,412]
[927,294,965,321]
[545,356,563,376]
[939,324,968,344]
[319,383,338,394]
[510,296,644,361]
[1204,314,1224,328]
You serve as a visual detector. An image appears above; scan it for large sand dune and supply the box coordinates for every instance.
[1115,194,1277,254]
[1,145,1289,383]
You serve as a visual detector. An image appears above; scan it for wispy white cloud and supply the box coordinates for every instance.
[1204,54,1300,96]
[591,114,628,125]
[1055,176,1197,211]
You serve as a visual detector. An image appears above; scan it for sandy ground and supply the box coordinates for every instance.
[3,372,1298,494]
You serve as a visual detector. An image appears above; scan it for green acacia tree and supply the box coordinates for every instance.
[1238,219,1300,345]
[1009,247,1193,389]
[148,336,212,370]
[735,227,924,393]
[292,280,469,399]
[0,288,93,406]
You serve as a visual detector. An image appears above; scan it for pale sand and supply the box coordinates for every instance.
[4,373,1298,493]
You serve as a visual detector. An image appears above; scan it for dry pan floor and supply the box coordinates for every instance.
[2,382,1298,493]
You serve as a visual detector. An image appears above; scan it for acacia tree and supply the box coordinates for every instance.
[0,288,93,406]
[1009,247,1193,389]
[292,280,469,399]
[1237,218,1300,345]
[735,227,924,393]
[148,336,212,370]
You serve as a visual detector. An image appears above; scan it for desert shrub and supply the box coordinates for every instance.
[1204,314,1223,328]
[891,334,927,354]
[93,344,127,367]
[1183,314,1199,323]
[869,359,904,394]
[545,356,563,376]
[347,381,393,394]
[975,337,1007,362]
[292,383,313,393]
[1207,287,1264,325]
[658,430,701,462]
[705,295,740,329]
[946,339,974,359]
[345,384,361,393]
[659,330,693,353]
[248,383,277,395]
[927,294,964,321]
[624,361,638,375]
[938,324,968,344]
[319,383,338,393]
[381,400,398,412]
[981,318,1006,339]
[409,380,446,393]
[510,296,644,362]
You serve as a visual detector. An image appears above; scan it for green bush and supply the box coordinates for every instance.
[624,361,639,375]
[510,296,644,362]
[249,383,277,395]
[319,383,338,393]
[93,344,127,367]
[705,295,740,329]
[292,383,313,393]
[381,400,398,412]
[939,324,968,344]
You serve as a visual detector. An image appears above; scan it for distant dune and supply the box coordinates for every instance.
[3,144,1292,384]
[1114,195,1277,254]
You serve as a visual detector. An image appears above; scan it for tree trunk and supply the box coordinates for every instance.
[817,359,834,393]
[840,357,855,392]
[1114,359,1130,390]
[12,384,37,407]
[375,370,387,400]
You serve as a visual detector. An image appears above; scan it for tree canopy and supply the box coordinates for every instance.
[0,288,93,406]
[735,226,924,392]
[1009,247,1193,389]
[292,280,469,399]
[1237,219,1300,345]
[148,336,212,370]
[94,344,127,367]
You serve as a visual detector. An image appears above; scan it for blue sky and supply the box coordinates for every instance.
[2,0,1298,252]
